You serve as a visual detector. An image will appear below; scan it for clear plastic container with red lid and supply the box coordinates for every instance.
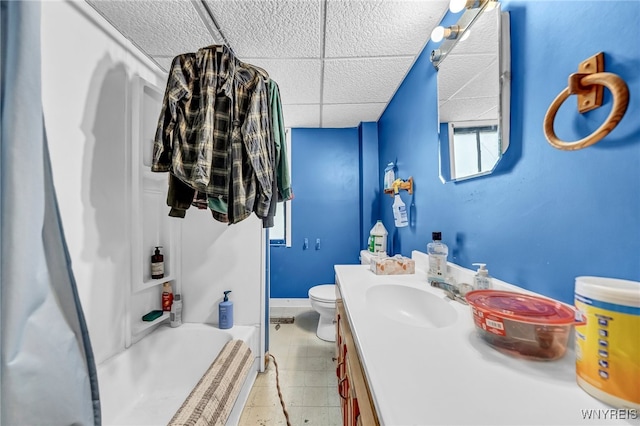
[465,290,576,361]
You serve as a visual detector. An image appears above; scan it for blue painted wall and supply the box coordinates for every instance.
[359,122,380,248]
[270,128,361,298]
[378,0,640,304]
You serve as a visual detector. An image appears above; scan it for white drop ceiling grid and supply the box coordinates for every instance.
[87,0,450,128]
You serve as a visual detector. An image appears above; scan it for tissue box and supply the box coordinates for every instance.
[370,255,415,275]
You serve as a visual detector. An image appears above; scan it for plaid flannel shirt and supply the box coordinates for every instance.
[152,46,273,224]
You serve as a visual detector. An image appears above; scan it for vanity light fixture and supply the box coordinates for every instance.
[430,49,443,62]
[431,0,496,67]
[449,0,488,13]
[430,25,461,43]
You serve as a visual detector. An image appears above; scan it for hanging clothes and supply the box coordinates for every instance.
[152,45,280,226]
[267,80,292,202]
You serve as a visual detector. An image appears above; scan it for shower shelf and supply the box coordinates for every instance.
[135,275,177,293]
[127,76,182,348]
[133,312,169,335]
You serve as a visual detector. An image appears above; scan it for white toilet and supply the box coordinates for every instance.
[308,284,337,342]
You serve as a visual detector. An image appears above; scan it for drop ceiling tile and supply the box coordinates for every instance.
[323,57,414,104]
[242,58,322,104]
[87,1,217,56]
[323,103,386,128]
[325,0,448,57]
[438,54,498,101]
[439,97,498,123]
[282,104,321,128]
[202,0,322,58]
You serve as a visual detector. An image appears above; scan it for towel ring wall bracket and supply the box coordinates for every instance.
[573,52,604,113]
[543,52,629,151]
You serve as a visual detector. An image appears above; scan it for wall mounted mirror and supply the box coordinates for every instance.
[432,2,510,182]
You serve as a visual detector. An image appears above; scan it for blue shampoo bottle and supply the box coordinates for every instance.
[219,290,233,329]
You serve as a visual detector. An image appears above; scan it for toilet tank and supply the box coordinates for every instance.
[360,250,381,265]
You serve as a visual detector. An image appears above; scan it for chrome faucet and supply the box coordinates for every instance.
[430,280,471,305]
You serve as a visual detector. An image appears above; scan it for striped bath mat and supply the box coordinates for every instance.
[168,339,254,426]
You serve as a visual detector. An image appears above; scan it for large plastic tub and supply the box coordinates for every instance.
[466,290,576,361]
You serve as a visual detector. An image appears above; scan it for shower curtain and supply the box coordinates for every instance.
[0,1,100,424]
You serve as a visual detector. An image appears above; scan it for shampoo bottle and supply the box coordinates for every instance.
[151,246,164,279]
[219,290,233,329]
[170,294,182,327]
[427,232,449,284]
[473,263,492,290]
[162,282,173,311]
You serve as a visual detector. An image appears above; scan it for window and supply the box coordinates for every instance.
[449,121,500,180]
[270,129,292,247]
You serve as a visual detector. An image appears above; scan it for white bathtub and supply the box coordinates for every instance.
[97,323,260,425]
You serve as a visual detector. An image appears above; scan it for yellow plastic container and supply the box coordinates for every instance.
[575,276,640,410]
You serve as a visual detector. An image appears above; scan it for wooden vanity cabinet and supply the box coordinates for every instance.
[336,299,379,426]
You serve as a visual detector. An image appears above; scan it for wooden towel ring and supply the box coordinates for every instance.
[543,72,629,150]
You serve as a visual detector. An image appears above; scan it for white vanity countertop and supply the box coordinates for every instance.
[335,257,639,426]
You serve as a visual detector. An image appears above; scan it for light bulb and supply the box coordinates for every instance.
[430,26,446,43]
[449,0,467,13]
[460,29,471,42]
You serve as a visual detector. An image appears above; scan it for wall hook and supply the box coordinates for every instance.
[543,52,629,151]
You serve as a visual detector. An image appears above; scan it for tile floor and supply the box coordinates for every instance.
[239,308,342,425]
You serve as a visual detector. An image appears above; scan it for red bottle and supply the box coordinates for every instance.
[162,282,173,311]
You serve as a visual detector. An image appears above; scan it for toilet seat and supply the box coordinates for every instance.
[308,284,336,303]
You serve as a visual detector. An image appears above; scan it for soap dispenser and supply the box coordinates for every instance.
[473,263,492,290]
[151,246,164,279]
[219,291,233,329]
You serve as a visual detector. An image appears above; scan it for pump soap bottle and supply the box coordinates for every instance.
[151,246,164,279]
[473,263,492,290]
[219,291,233,329]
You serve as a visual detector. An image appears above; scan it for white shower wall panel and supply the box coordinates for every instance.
[41,0,166,364]
[180,213,264,326]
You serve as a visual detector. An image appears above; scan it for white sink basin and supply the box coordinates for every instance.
[366,284,458,328]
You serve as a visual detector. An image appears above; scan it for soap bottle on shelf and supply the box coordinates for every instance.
[473,263,492,290]
[219,291,233,329]
[368,220,388,254]
[162,282,173,311]
[151,246,164,279]
[427,232,448,284]
[383,162,395,192]
[170,294,182,327]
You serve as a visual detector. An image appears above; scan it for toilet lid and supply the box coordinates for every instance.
[309,284,336,302]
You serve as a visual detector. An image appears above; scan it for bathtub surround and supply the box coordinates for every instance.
[0,2,99,424]
[168,339,253,425]
[41,0,265,368]
[98,324,259,425]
